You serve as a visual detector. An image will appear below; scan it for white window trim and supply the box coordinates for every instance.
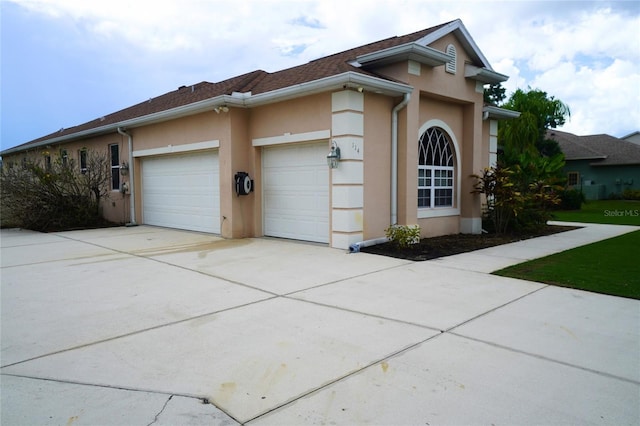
[417,119,461,219]
[109,144,120,191]
[79,149,87,174]
[418,166,455,208]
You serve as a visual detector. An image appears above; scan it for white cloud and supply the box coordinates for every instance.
[4,0,640,149]
[532,58,640,136]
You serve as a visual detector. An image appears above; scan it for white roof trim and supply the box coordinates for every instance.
[356,43,451,68]
[483,105,521,120]
[416,19,493,70]
[465,64,508,84]
[243,72,413,106]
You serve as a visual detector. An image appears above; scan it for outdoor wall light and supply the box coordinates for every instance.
[120,161,129,175]
[214,106,229,114]
[327,140,341,169]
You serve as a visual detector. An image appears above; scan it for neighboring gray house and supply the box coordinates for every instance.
[547,130,640,199]
[622,131,640,145]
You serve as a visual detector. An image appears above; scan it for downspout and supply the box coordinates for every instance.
[117,127,137,225]
[391,93,411,226]
[348,92,411,254]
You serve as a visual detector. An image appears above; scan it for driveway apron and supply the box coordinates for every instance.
[1,224,638,425]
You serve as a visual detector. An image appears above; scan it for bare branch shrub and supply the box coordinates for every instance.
[1,149,113,231]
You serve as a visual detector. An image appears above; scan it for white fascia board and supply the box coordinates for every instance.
[243,72,413,106]
[356,43,450,68]
[416,19,493,70]
[466,64,509,84]
[483,105,521,120]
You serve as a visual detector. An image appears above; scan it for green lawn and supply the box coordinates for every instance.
[552,199,640,225]
[494,230,640,299]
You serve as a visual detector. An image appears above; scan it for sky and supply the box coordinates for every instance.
[1,0,639,152]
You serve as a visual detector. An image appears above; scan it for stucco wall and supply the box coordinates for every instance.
[132,111,225,151]
[249,93,331,139]
[363,93,394,239]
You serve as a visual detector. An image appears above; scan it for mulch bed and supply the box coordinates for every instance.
[360,225,580,261]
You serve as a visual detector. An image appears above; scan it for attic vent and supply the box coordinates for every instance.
[445,44,457,74]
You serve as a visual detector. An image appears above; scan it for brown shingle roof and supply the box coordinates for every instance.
[548,129,640,166]
[6,21,453,152]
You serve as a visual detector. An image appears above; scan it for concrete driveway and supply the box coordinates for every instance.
[1,224,638,425]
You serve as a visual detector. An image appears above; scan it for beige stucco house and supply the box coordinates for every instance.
[2,19,517,249]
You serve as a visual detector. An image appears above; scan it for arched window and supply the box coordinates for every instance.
[418,127,454,208]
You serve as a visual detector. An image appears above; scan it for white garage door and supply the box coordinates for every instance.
[141,151,220,233]
[263,142,329,243]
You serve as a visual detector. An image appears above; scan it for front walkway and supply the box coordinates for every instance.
[1,223,638,425]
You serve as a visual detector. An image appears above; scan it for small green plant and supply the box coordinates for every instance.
[385,224,421,248]
[623,189,640,200]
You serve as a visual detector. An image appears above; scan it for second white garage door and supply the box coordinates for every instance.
[141,151,220,233]
[263,142,329,243]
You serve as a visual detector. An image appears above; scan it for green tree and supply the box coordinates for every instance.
[473,87,569,233]
[500,88,570,158]
[483,83,506,106]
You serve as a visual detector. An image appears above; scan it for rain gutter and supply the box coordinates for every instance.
[117,127,137,226]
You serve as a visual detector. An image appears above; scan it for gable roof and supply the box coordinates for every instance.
[548,129,640,166]
[3,19,499,156]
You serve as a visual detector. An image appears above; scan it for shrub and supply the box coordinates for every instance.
[558,189,584,210]
[1,150,113,231]
[472,165,524,234]
[385,224,421,248]
[472,153,563,234]
[623,189,640,200]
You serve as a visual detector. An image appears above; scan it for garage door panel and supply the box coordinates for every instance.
[142,151,220,234]
[263,143,329,243]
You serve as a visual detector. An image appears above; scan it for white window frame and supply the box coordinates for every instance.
[417,120,461,218]
[109,144,120,191]
[61,149,68,166]
[418,165,455,208]
[79,149,87,174]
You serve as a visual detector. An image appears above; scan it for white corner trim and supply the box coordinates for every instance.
[252,130,331,147]
[133,140,219,157]
[418,207,460,219]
